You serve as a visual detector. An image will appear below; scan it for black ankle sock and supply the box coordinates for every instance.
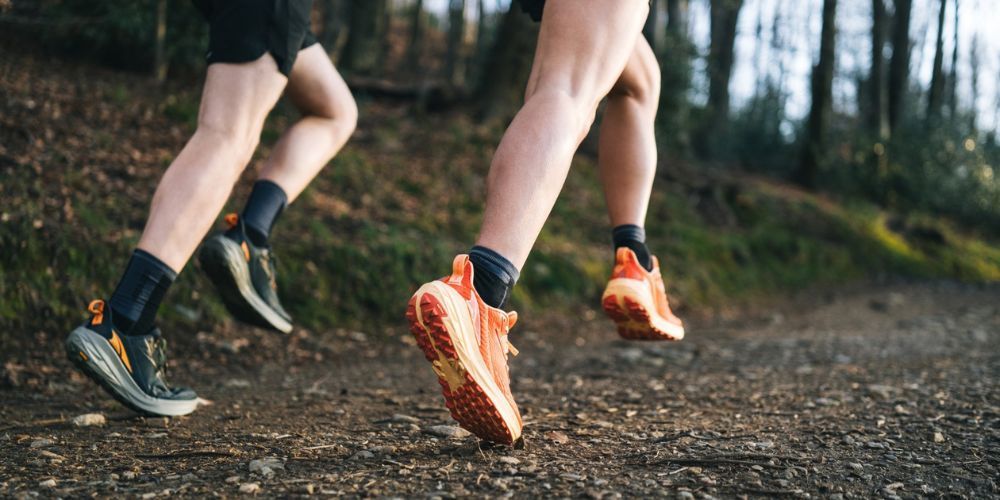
[468,246,519,309]
[241,180,288,247]
[109,249,177,335]
[612,224,653,271]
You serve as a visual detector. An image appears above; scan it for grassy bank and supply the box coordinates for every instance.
[1,54,998,343]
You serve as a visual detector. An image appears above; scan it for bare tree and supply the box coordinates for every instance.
[947,0,959,119]
[659,0,692,156]
[698,0,743,157]
[869,0,889,139]
[153,0,167,84]
[341,0,388,75]
[444,0,467,86]
[405,0,425,73]
[797,0,838,188]
[477,2,538,119]
[887,0,912,135]
[926,0,948,122]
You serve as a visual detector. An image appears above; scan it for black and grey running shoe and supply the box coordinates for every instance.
[198,213,293,333]
[65,300,200,417]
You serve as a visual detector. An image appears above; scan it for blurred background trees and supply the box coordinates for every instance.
[1,0,997,232]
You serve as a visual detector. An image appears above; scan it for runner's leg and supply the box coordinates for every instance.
[257,44,358,203]
[475,0,650,270]
[137,55,287,272]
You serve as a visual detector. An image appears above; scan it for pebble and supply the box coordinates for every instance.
[866,441,885,449]
[423,425,471,439]
[122,471,137,480]
[677,491,695,500]
[239,482,261,494]
[225,476,241,484]
[29,439,54,448]
[848,462,864,472]
[72,413,106,427]
[933,432,945,443]
[38,479,56,488]
[389,414,420,424]
[687,467,703,475]
[545,431,570,444]
[350,450,375,460]
[498,456,520,465]
[248,457,285,477]
[367,445,396,454]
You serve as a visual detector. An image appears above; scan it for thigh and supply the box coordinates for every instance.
[284,44,356,120]
[524,0,650,104]
[197,54,288,141]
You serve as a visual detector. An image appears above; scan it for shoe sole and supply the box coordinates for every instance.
[406,282,521,445]
[602,279,685,341]
[65,327,199,417]
[199,235,292,334]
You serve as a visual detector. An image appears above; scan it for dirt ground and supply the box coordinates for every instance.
[1,281,998,499]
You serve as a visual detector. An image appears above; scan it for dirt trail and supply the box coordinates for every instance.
[1,282,997,498]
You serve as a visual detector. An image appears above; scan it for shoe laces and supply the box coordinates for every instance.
[497,312,519,358]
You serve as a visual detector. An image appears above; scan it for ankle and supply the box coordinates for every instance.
[469,246,519,309]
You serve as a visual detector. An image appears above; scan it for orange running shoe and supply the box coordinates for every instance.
[602,247,685,341]
[406,255,522,445]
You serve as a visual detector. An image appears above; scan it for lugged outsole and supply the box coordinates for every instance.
[199,236,292,334]
[65,328,199,417]
[602,293,682,341]
[406,292,516,445]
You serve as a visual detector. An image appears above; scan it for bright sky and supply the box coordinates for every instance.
[423,0,999,133]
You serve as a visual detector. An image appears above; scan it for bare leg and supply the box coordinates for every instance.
[599,38,660,227]
[137,55,287,271]
[258,45,358,202]
[475,0,650,269]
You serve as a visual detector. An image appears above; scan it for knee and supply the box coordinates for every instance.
[192,123,259,171]
[308,95,359,143]
[609,63,660,113]
[525,84,601,140]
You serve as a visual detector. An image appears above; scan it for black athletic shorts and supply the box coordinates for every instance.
[192,0,317,77]
[518,0,545,22]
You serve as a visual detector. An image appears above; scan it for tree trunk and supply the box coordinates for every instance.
[320,0,349,62]
[660,0,691,156]
[926,0,947,122]
[887,0,912,135]
[476,3,538,120]
[797,0,838,188]
[947,0,959,119]
[643,0,659,54]
[153,0,167,84]
[340,0,387,75]
[869,0,888,139]
[968,34,979,133]
[444,0,467,86]
[405,0,425,74]
[698,0,743,158]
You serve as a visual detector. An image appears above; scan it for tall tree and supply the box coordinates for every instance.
[869,0,889,139]
[926,0,948,122]
[887,0,912,135]
[698,0,743,158]
[320,0,349,61]
[659,0,692,156]
[444,0,467,86]
[341,0,388,75]
[797,0,838,188]
[947,0,959,119]
[968,34,979,133]
[405,0,425,73]
[477,2,538,119]
[643,0,660,54]
[153,0,167,83]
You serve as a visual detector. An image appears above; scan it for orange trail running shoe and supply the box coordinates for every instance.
[406,255,522,445]
[602,247,685,341]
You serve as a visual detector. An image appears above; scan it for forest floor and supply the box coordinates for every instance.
[1,281,998,498]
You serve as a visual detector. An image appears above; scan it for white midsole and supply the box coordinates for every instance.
[602,279,685,339]
[414,281,522,441]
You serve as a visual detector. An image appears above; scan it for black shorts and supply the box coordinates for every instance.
[193,0,317,77]
[518,0,545,22]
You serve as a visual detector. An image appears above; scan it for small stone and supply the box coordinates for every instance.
[146,432,168,439]
[366,445,395,454]
[893,404,911,415]
[388,414,420,424]
[848,462,863,472]
[72,413,106,427]
[933,432,945,443]
[498,456,520,465]
[687,467,703,475]
[677,491,695,500]
[248,457,285,477]
[617,348,644,363]
[350,450,375,460]
[224,476,240,484]
[560,473,584,481]
[38,479,56,488]
[141,493,156,500]
[302,483,315,495]
[29,439,54,448]
[866,441,885,449]
[867,385,895,400]
[123,471,137,480]
[239,483,260,494]
[423,425,471,439]
[545,431,570,444]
